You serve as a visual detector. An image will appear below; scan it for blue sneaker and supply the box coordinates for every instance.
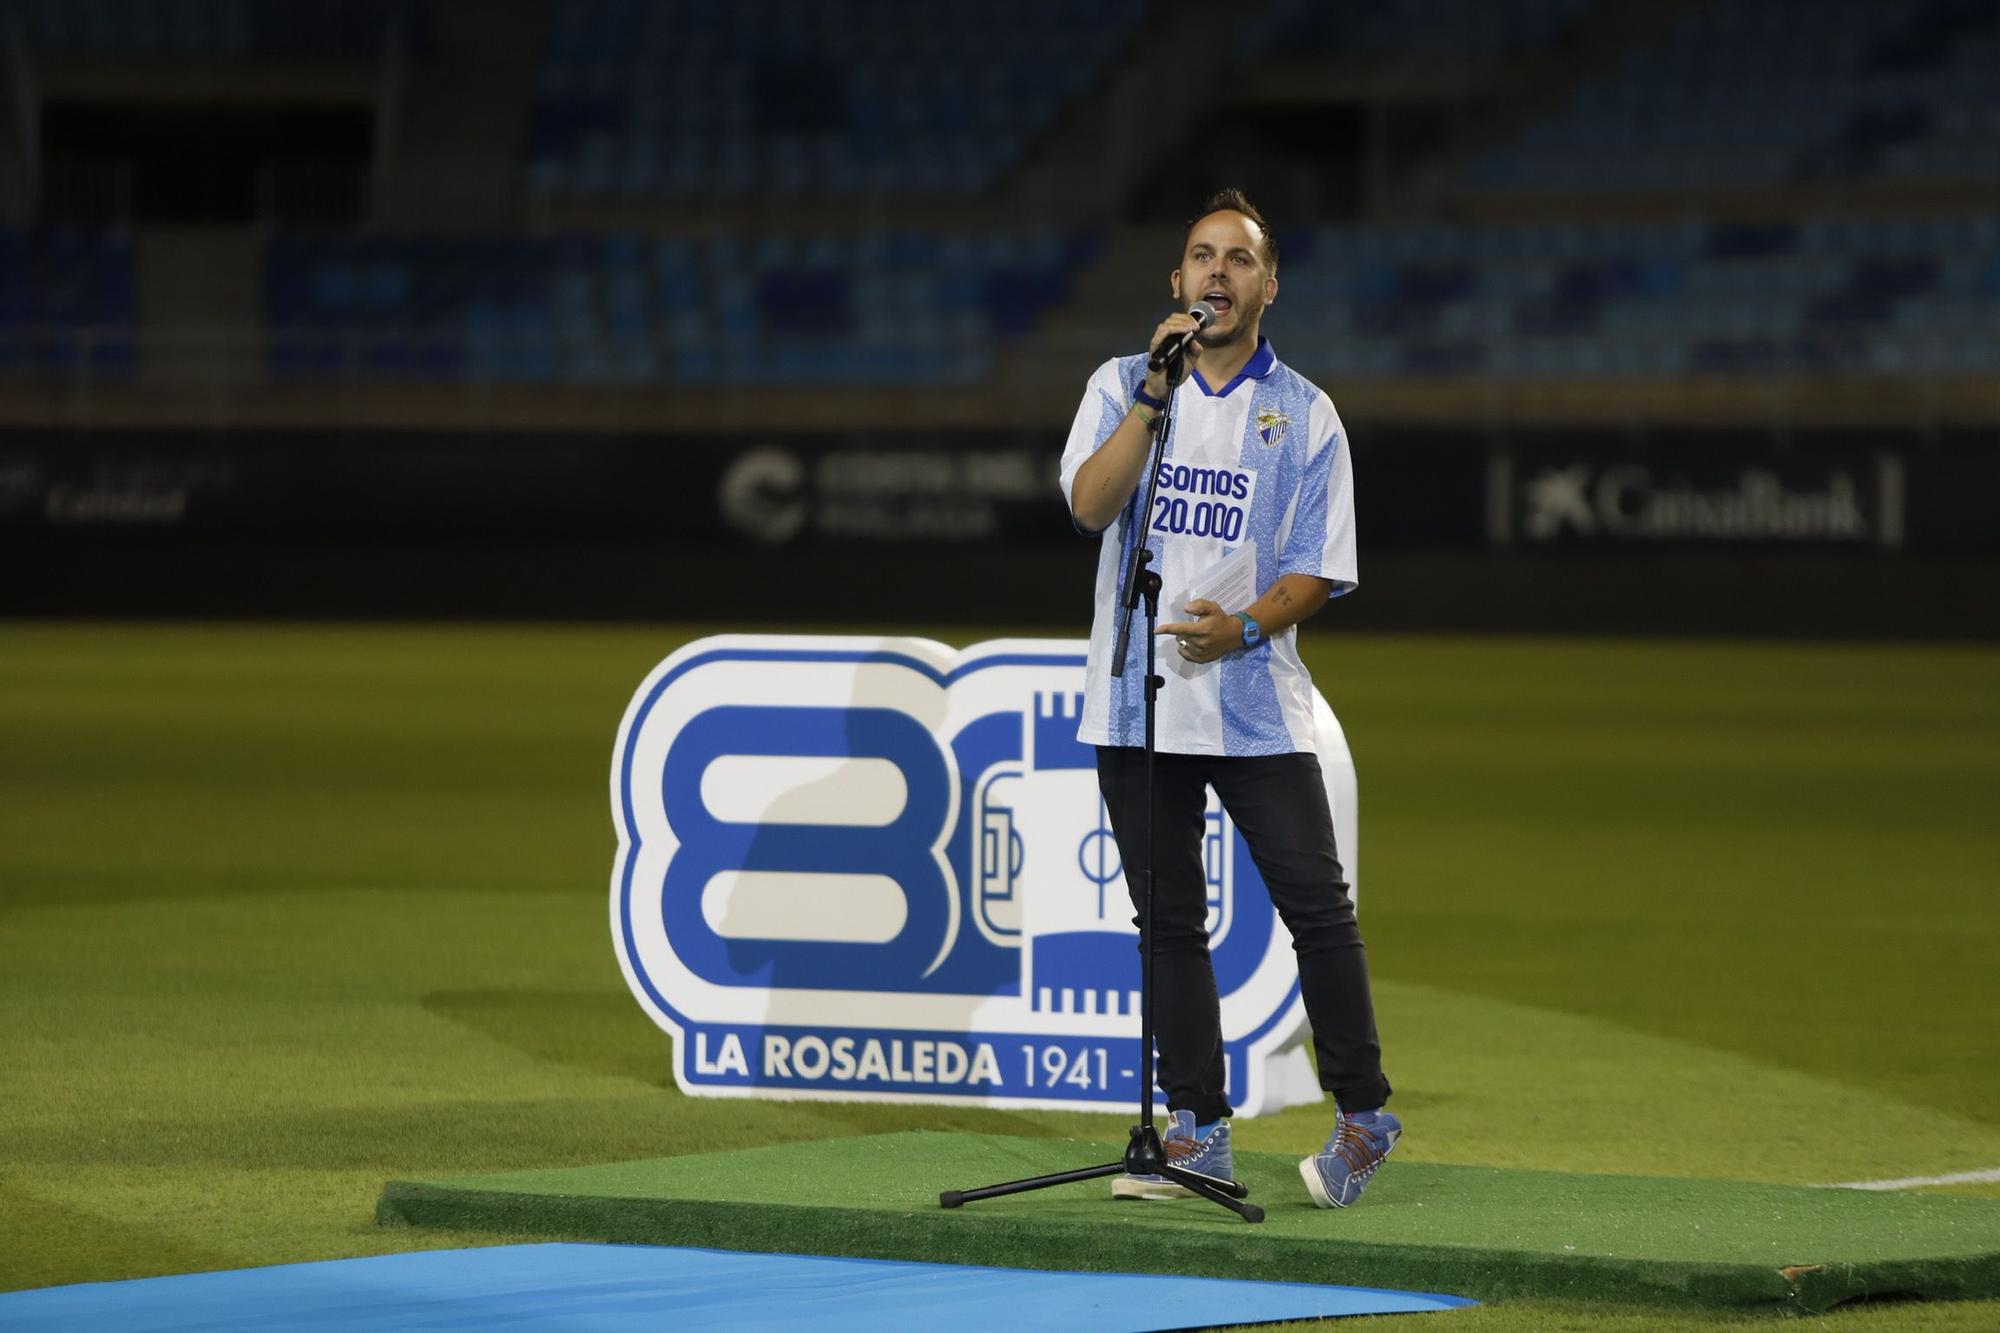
[1112,1110,1234,1200]
[1299,1108,1401,1208]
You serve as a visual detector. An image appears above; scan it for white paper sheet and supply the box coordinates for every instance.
[1162,540,1258,677]
[1172,539,1257,620]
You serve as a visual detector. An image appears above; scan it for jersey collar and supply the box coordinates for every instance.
[1190,336,1277,398]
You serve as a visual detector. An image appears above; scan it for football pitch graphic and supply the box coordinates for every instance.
[3,624,1996,1330]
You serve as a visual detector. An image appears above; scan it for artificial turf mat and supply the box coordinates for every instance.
[378,1131,2000,1316]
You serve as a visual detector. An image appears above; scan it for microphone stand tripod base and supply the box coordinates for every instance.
[935,1123,1260,1223]
[1121,1123,1262,1219]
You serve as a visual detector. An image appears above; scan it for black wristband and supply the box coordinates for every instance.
[1132,386,1167,412]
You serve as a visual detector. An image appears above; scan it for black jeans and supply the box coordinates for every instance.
[1096,746,1390,1123]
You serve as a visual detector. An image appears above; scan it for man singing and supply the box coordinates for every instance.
[1057,189,1398,1209]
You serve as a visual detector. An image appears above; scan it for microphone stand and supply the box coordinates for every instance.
[940,349,1263,1224]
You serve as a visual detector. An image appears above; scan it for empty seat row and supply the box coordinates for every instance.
[1243,0,1596,59]
[1265,212,2000,379]
[1472,0,2000,191]
[0,229,136,376]
[528,0,1142,200]
[5,0,431,58]
[265,228,1101,386]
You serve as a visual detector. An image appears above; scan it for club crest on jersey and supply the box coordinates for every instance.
[1256,408,1289,448]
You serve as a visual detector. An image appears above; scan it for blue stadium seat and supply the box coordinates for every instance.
[1263,213,2000,380]
[1243,0,1596,60]
[11,0,430,58]
[0,229,140,379]
[259,224,1101,387]
[527,0,1144,200]
[1470,0,2000,191]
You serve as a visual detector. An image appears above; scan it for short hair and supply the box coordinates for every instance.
[1185,188,1279,272]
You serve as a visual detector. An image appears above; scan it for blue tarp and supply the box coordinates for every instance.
[0,1242,1474,1331]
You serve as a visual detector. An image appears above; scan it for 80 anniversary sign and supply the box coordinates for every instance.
[611,636,1359,1114]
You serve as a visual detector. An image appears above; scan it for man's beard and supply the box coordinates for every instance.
[1198,311,1253,350]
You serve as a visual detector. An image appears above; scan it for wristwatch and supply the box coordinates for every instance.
[1233,611,1263,650]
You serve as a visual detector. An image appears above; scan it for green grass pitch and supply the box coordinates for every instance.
[2,623,1997,1331]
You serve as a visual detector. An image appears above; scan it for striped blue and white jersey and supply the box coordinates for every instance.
[1058,337,1357,756]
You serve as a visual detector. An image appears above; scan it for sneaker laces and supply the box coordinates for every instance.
[1164,1134,1206,1165]
[1332,1119,1383,1174]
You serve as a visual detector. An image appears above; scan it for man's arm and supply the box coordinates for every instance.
[1158,574,1333,662]
[1067,311,1206,533]
[1069,405,1162,534]
[1245,573,1335,637]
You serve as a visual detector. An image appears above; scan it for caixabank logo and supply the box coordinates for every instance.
[611,635,1358,1114]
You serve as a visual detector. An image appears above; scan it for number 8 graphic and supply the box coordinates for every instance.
[656,705,956,992]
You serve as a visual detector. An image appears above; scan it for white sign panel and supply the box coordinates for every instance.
[611,635,1358,1115]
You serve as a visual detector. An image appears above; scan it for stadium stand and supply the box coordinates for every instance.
[259,210,2000,388]
[2,0,1995,408]
[0,228,136,374]
[1244,0,1597,62]
[1273,214,2000,378]
[265,228,1102,385]
[527,0,1144,199]
[1471,0,2000,191]
[2,0,431,59]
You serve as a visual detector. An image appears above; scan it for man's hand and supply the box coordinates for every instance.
[1158,599,1241,663]
[1145,311,1204,396]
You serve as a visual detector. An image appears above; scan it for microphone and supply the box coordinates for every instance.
[1147,300,1215,373]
